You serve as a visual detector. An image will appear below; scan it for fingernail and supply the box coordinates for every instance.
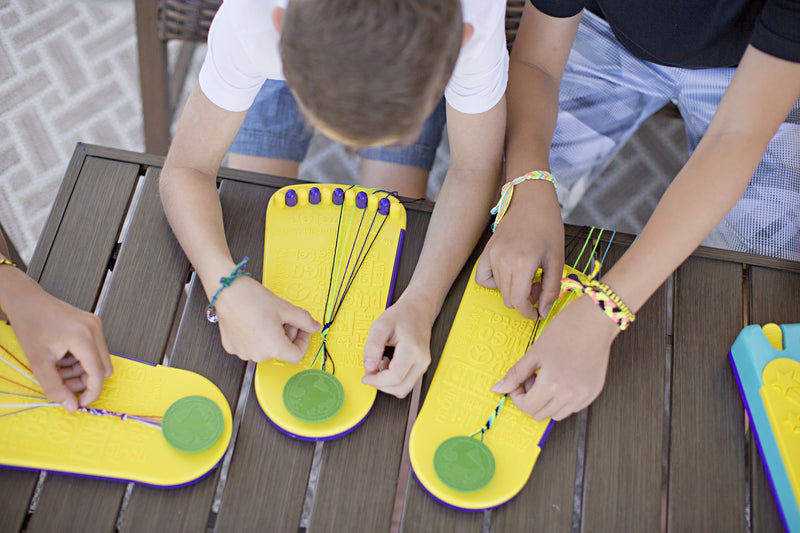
[491,379,505,393]
[364,359,378,372]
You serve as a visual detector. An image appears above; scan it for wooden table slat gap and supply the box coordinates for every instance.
[299,441,325,531]
[574,409,589,532]
[206,361,257,532]
[745,264,752,328]
[391,379,423,533]
[481,510,491,533]
[92,174,146,318]
[661,272,676,533]
[741,263,753,533]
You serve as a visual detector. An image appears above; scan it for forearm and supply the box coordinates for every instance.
[601,47,800,314]
[601,136,759,312]
[504,57,561,179]
[399,99,506,322]
[158,84,248,299]
[159,166,236,299]
[504,4,580,181]
[0,263,40,315]
[400,166,500,321]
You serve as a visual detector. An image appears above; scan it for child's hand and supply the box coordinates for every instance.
[491,296,619,421]
[361,297,434,398]
[475,181,564,319]
[213,276,320,363]
[3,275,113,413]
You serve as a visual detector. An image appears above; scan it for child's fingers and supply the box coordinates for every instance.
[87,314,113,379]
[537,255,563,318]
[363,318,394,372]
[363,357,425,399]
[290,328,311,353]
[527,388,557,422]
[549,401,577,422]
[55,355,78,367]
[509,271,538,320]
[362,353,414,390]
[270,332,307,363]
[362,341,425,397]
[474,254,497,289]
[63,376,87,393]
[66,335,107,408]
[508,384,555,422]
[284,304,321,334]
[492,350,540,394]
[283,324,299,342]
[29,358,78,412]
[56,361,85,380]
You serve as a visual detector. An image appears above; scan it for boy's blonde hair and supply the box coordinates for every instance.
[280,0,463,147]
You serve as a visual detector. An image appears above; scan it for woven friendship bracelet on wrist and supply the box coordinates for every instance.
[559,260,636,331]
[206,257,252,323]
[490,171,557,232]
[0,259,17,268]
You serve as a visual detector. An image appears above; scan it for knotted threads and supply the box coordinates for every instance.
[559,260,636,331]
[206,257,252,323]
[490,171,558,232]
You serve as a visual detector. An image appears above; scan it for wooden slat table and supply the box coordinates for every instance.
[1,144,798,532]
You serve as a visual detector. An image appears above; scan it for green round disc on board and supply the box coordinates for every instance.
[162,395,225,453]
[283,369,344,423]
[433,436,496,493]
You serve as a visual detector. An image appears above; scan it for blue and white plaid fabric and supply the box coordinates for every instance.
[550,10,800,260]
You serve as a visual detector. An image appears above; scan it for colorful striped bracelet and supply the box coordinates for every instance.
[560,272,636,331]
[0,259,17,268]
[490,171,558,232]
[206,257,252,323]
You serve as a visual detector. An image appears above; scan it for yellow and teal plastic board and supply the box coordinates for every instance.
[0,322,232,487]
[256,184,406,441]
[409,260,591,511]
[730,323,800,532]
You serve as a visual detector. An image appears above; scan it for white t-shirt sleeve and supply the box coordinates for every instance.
[198,0,284,112]
[445,0,509,115]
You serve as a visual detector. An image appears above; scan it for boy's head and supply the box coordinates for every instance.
[277,0,463,148]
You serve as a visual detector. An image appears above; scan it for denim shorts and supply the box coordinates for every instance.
[229,79,447,171]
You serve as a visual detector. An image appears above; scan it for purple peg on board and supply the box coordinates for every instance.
[309,187,321,205]
[378,197,391,215]
[356,191,368,209]
[285,189,298,207]
[333,187,344,205]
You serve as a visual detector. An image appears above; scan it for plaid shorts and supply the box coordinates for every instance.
[551,10,800,260]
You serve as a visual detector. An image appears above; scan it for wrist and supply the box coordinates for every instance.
[197,258,239,300]
[0,266,37,302]
[575,295,621,339]
[492,172,559,232]
[395,286,441,326]
[204,257,252,323]
[562,265,636,332]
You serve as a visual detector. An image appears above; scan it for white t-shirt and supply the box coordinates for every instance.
[198,0,508,115]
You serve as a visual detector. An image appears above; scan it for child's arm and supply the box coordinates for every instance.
[494,45,800,421]
[160,85,320,364]
[361,98,506,398]
[0,254,112,412]
[474,4,581,319]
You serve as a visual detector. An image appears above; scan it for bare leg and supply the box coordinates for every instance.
[227,153,300,179]
[360,159,429,199]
